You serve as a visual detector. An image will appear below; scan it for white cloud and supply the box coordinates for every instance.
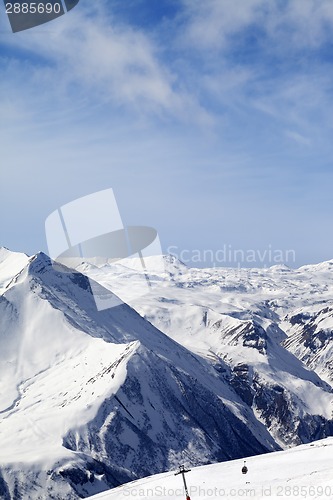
[285,130,311,147]
[250,71,333,142]
[179,0,333,52]
[1,0,333,268]
[2,0,333,134]
[179,0,263,51]
[0,2,211,125]
[264,0,333,49]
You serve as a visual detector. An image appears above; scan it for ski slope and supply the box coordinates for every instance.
[90,438,333,499]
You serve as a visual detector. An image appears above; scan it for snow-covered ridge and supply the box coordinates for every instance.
[0,246,29,293]
[1,248,333,499]
[0,250,275,498]
[81,253,333,448]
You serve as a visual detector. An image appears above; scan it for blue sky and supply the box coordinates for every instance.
[0,0,333,267]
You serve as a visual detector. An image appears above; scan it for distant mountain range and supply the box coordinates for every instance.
[0,247,332,499]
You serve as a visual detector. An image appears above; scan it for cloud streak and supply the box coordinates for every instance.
[0,1,211,124]
[1,0,333,265]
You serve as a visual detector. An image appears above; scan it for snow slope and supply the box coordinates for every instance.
[0,246,29,293]
[0,250,278,499]
[1,248,333,498]
[283,304,333,384]
[90,437,333,500]
[80,256,333,448]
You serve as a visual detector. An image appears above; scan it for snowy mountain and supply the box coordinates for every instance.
[89,437,333,500]
[283,304,333,384]
[0,247,29,293]
[1,248,333,498]
[81,256,333,450]
[0,250,276,499]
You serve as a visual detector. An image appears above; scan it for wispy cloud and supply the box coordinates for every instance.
[170,0,333,150]
[0,2,211,124]
[1,0,333,264]
[179,0,333,52]
[178,0,264,51]
[285,130,311,147]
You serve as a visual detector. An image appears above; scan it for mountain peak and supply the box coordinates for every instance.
[27,251,75,277]
[0,247,30,292]
[298,259,333,272]
[0,246,28,263]
[29,251,52,266]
